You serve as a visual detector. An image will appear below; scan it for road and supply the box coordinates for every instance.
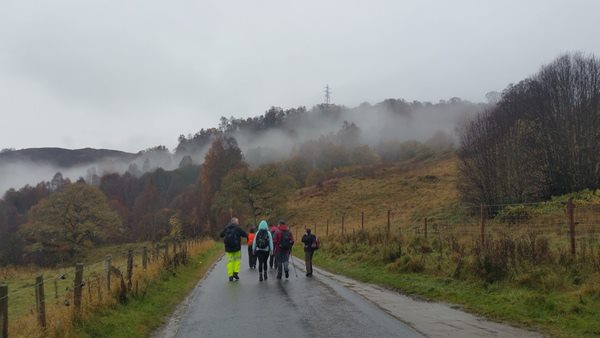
[159,247,541,338]
[170,249,422,338]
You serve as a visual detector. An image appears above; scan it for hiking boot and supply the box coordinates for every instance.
[229,276,234,282]
[264,271,268,280]
[233,272,240,280]
[306,272,310,277]
[285,270,289,278]
[259,274,263,282]
[276,274,282,279]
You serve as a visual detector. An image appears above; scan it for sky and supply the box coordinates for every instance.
[0,0,599,153]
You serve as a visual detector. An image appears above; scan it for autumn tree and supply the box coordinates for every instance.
[20,183,122,265]
[213,164,296,226]
[199,135,244,234]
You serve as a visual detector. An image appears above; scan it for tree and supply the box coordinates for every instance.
[200,135,244,234]
[20,183,122,264]
[213,164,296,226]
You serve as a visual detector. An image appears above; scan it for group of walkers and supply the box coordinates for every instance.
[219,217,319,282]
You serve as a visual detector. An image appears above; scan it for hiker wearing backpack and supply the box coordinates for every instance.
[252,220,274,282]
[219,217,248,282]
[301,228,319,277]
[247,226,257,269]
[269,224,279,269]
[273,220,294,279]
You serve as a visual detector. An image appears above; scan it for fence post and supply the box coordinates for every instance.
[105,255,112,292]
[480,204,486,246]
[567,198,576,256]
[361,211,364,231]
[74,263,83,320]
[314,223,317,236]
[295,225,298,242]
[424,217,428,239]
[54,278,58,299]
[387,209,391,239]
[35,275,46,329]
[341,215,345,235]
[127,249,133,290]
[326,219,329,237]
[142,246,148,271]
[0,284,7,338]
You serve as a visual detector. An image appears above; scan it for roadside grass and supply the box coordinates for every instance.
[0,241,152,320]
[1,239,222,337]
[311,250,600,338]
[289,156,600,338]
[76,241,222,338]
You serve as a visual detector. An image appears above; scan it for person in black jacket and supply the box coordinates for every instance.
[219,217,248,281]
[301,228,317,277]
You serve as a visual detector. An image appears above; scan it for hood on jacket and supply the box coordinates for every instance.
[278,224,289,231]
[258,220,269,231]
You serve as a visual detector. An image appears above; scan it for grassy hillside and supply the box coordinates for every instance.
[289,156,600,337]
[289,156,461,232]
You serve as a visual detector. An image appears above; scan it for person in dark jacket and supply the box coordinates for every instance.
[219,217,248,281]
[301,228,317,277]
[273,220,294,279]
[268,223,279,269]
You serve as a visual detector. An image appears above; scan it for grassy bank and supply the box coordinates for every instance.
[77,242,222,338]
[311,248,600,338]
[288,156,600,337]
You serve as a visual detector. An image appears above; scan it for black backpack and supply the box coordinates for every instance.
[224,228,239,246]
[255,230,269,249]
[279,230,293,250]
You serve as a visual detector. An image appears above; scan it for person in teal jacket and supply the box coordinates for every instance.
[252,220,274,282]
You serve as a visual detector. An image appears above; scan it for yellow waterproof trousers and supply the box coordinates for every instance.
[226,251,241,277]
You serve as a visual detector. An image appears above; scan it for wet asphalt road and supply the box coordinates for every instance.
[174,248,423,338]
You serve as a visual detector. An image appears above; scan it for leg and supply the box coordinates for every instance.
[248,246,253,268]
[276,252,284,278]
[282,253,290,278]
[307,251,314,275]
[226,252,235,279]
[233,250,241,275]
[304,251,311,276]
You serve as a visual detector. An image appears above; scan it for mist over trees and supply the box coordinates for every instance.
[458,53,600,204]
[0,94,483,266]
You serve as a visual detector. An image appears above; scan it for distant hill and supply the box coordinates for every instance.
[0,147,137,167]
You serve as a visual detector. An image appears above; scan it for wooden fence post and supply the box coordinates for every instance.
[314,223,317,236]
[424,217,428,239]
[480,204,486,246]
[361,211,364,231]
[74,263,83,320]
[326,219,329,237]
[341,215,345,235]
[0,284,7,338]
[387,209,391,239]
[142,246,148,271]
[127,250,133,290]
[54,278,58,299]
[567,198,576,255]
[35,275,46,329]
[105,255,111,292]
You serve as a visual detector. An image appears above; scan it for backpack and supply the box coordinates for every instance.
[310,236,320,250]
[279,230,293,250]
[255,230,269,250]
[224,228,239,247]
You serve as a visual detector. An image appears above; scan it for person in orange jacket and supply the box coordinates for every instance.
[247,226,257,269]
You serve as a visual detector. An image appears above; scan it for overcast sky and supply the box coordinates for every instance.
[1,0,599,153]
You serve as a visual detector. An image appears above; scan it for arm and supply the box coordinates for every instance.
[252,233,257,252]
[268,231,274,255]
[237,227,248,238]
[219,228,226,238]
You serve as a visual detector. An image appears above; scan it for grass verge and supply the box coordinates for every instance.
[311,249,600,338]
[76,243,223,338]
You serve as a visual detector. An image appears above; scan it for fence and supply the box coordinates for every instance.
[0,238,206,338]
[289,199,600,262]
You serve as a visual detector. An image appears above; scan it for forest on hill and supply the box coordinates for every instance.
[1,52,599,267]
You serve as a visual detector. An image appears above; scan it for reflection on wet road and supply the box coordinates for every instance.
[174,248,422,338]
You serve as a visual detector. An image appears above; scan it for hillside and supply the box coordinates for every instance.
[0,147,136,167]
[288,156,460,232]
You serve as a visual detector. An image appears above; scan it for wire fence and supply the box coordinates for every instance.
[289,200,600,262]
[0,237,208,338]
